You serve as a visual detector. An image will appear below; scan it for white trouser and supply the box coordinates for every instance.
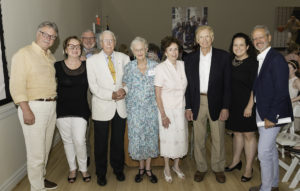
[18,101,56,191]
[56,117,88,172]
[256,111,280,191]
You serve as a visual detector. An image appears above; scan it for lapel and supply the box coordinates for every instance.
[99,51,114,84]
[208,48,216,89]
[165,59,182,88]
[257,48,273,80]
[194,50,200,91]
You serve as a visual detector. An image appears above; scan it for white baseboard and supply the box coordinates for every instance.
[0,163,27,191]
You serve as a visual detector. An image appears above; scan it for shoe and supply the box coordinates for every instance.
[172,166,185,179]
[114,171,125,181]
[194,171,206,182]
[271,187,279,191]
[225,161,242,172]
[145,169,158,183]
[214,171,226,183]
[44,179,58,190]
[87,157,90,167]
[285,146,300,154]
[249,185,260,191]
[164,169,172,183]
[241,169,253,182]
[97,176,107,186]
[81,171,91,182]
[135,169,145,183]
[67,171,77,183]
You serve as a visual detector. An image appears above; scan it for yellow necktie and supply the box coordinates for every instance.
[108,56,116,82]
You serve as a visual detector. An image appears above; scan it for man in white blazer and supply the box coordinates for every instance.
[86,30,130,186]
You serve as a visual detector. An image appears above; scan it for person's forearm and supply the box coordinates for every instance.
[155,87,166,118]
[19,101,31,112]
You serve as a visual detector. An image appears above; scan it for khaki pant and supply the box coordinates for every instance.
[18,101,56,191]
[193,95,225,172]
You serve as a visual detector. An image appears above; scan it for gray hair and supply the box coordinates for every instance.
[130,36,148,51]
[99,30,116,43]
[37,21,58,34]
[251,25,270,37]
[81,29,95,37]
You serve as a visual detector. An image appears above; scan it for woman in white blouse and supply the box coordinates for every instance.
[155,36,188,183]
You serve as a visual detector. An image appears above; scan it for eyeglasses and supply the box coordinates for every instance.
[82,37,96,41]
[67,44,81,50]
[39,31,57,40]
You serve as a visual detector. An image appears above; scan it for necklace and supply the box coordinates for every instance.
[232,58,244,67]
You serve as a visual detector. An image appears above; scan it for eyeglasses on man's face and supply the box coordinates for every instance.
[39,31,57,40]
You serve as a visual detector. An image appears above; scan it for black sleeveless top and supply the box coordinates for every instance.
[54,60,90,121]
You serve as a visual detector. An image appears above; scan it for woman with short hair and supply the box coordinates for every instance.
[55,36,91,183]
[155,36,188,183]
[123,36,159,183]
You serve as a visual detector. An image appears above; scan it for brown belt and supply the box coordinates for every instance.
[200,93,207,96]
[35,97,57,102]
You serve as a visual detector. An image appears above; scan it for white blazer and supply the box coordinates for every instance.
[87,50,130,121]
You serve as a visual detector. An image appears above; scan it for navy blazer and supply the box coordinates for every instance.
[184,48,231,121]
[253,48,293,123]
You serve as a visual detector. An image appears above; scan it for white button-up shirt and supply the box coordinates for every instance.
[199,48,212,93]
[257,46,271,75]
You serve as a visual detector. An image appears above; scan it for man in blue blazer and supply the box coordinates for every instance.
[249,25,293,191]
[184,25,231,183]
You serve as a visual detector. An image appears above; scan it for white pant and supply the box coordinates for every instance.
[18,101,56,191]
[56,117,88,172]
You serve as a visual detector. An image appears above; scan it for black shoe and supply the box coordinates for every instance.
[87,157,90,167]
[44,179,58,190]
[241,169,253,182]
[145,169,158,183]
[135,169,145,183]
[225,161,242,172]
[97,176,107,186]
[115,171,125,181]
[67,171,77,183]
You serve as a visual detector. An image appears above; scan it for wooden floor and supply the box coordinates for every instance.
[13,129,298,191]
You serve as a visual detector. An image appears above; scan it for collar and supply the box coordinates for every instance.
[200,47,212,57]
[103,51,115,59]
[165,58,177,66]
[257,46,271,61]
[84,47,96,53]
[32,41,52,56]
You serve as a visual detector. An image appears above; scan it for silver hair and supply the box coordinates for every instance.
[81,29,95,37]
[251,25,271,37]
[130,36,148,51]
[99,30,116,43]
[37,21,58,34]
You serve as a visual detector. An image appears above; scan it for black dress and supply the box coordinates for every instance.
[54,60,90,121]
[226,57,258,132]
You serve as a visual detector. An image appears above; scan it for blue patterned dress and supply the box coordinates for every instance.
[123,59,159,160]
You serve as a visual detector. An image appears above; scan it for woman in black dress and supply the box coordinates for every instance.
[55,36,91,183]
[225,33,258,182]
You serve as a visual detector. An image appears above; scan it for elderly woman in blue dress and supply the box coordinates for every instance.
[123,37,159,183]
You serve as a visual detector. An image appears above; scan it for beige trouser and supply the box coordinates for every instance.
[18,101,56,191]
[193,95,225,172]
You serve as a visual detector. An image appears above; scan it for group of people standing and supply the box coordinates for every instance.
[9,20,293,191]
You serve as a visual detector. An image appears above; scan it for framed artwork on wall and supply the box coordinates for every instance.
[0,3,12,105]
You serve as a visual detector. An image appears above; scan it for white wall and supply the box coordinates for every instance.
[101,0,300,50]
[0,0,101,190]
